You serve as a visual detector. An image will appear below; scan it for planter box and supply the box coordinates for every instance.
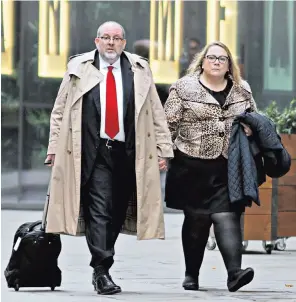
[243,134,296,241]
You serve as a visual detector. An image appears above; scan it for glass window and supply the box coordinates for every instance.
[1,77,20,201]
[23,2,61,105]
[1,0,20,201]
[263,0,294,91]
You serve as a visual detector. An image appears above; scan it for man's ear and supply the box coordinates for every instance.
[94,37,100,45]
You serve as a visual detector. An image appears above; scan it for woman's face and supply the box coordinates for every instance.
[202,45,229,79]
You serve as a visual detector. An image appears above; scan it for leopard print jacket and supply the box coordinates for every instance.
[164,72,257,159]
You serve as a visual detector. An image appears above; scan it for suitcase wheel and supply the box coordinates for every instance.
[51,286,55,291]
[262,241,275,254]
[14,284,19,291]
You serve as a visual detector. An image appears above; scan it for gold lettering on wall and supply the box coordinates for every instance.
[206,0,220,42]
[38,0,69,78]
[220,0,237,59]
[206,0,237,59]
[150,0,183,84]
[1,0,15,76]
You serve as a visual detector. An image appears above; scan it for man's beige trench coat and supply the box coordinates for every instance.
[45,50,174,240]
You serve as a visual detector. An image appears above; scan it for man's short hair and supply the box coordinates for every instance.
[189,38,201,45]
[97,21,126,39]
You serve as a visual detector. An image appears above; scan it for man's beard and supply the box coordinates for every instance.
[102,51,120,63]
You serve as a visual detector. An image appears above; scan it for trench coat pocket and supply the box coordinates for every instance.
[51,166,64,205]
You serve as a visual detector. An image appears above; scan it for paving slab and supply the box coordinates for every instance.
[1,210,296,301]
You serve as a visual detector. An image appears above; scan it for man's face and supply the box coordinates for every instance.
[188,40,200,57]
[94,24,126,63]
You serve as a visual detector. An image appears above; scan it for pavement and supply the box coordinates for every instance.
[1,210,296,302]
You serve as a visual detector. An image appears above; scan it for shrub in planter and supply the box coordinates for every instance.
[262,100,296,135]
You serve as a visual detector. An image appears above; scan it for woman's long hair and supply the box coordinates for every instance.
[186,41,242,84]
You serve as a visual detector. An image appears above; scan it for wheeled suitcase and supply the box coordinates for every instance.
[3,183,62,291]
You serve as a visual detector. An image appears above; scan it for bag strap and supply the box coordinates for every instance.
[27,220,43,232]
[41,179,51,231]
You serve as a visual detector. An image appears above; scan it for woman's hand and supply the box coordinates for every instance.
[240,122,253,137]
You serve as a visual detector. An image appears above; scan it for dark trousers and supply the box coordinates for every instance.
[82,139,136,269]
[182,210,243,279]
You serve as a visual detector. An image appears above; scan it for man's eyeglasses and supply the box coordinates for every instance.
[99,36,124,43]
[205,55,229,64]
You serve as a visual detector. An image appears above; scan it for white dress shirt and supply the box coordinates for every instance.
[99,55,125,142]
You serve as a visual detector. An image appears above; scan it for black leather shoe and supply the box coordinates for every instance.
[227,268,254,292]
[182,275,199,291]
[92,266,121,295]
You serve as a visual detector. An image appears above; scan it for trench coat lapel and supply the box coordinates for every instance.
[71,61,103,108]
[90,54,101,116]
[121,54,133,117]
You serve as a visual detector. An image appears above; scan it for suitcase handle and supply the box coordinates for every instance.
[41,180,51,231]
[28,220,43,232]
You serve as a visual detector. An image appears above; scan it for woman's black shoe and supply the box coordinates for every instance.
[227,268,254,292]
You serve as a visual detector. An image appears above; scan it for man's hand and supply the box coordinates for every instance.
[158,157,167,172]
[44,154,55,167]
[240,122,253,137]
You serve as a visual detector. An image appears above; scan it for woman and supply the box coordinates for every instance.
[164,42,257,292]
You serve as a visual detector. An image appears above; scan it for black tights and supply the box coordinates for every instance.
[182,211,242,279]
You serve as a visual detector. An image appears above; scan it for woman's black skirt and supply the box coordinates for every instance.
[165,149,245,214]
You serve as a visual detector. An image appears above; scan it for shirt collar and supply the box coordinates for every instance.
[99,54,121,70]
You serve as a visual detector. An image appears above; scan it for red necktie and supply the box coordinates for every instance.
[105,66,119,139]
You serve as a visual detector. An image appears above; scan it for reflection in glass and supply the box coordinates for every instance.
[264,0,294,91]
[23,108,51,170]
[1,77,19,172]
[1,76,20,201]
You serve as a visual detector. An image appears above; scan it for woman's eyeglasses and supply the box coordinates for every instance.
[205,55,229,64]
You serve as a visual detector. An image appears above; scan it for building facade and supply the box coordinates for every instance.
[1,0,296,206]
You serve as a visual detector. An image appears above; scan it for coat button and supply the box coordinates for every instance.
[147,132,151,137]
[67,150,72,154]
[149,154,153,159]
[219,132,225,137]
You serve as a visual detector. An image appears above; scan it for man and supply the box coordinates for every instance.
[44,21,173,295]
[180,38,201,77]
[187,38,201,63]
